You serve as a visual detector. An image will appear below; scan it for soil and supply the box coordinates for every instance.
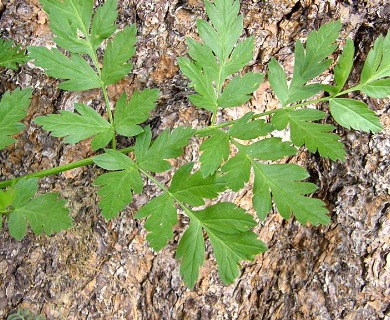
[0,0,389,319]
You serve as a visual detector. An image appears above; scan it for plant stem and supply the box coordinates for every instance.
[102,85,116,149]
[0,146,134,189]
[137,167,197,221]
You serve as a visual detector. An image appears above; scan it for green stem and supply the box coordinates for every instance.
[137,167,197,220]
[137,167,171,195]
[102,85,116,149]
[0,146,135,189]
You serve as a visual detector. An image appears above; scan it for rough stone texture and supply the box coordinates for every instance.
[0,0,389,319]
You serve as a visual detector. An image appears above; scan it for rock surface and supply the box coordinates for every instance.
[0,0,389,319]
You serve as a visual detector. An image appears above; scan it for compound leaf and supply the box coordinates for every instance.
[0,39,28,70]
[35,103,112,150]
[169,163,225,207]
[329,98,382,133]
[252,162,329,225]
[0,88,32,150]
[28,47,101,91]
[135,193,177,251]
[114,89,159,137]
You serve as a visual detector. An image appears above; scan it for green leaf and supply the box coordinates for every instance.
[228,112,273,140]
[39,0,94,54]
[0,88,32,150]
[91,0,118,49]
[169,163,225,207]
[360,31,390,84]
[0,39,28,69]
[329,98,382,133]
[114,89,159,137]
[28,47,101,91]
[179,0,257,114]
[244,138,297,160]
[268,57,289,106]
[252,162,329,225]
[136,126,195,173]
[218,73,264,108]
[34,103,112,150]
[94,168,143,220]
[176,218,204,289]
[272,109,345,161]
[222,37,255,79]
[199,129,230,176]
[196,203,267,284]
[200,0,242,62]
[178,57,217,113]
[323,38,354,96]
[360,78,390,98]
[12,178,38,209]
[0,188,15,212]
[287,21,341,104]
[135,193,177,251]
[101,25,137,86]
[9,193,71,240]
[93,149,135,171]
[221,153,251,191]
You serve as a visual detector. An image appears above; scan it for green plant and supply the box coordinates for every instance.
[0,0,386,288]
[7,308,45,320]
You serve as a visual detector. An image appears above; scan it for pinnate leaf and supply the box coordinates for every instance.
[0,88,32,150]
[329,98,382,133]
[28,47,101,91]
[34,103,112,150]
[252,163,329,225]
